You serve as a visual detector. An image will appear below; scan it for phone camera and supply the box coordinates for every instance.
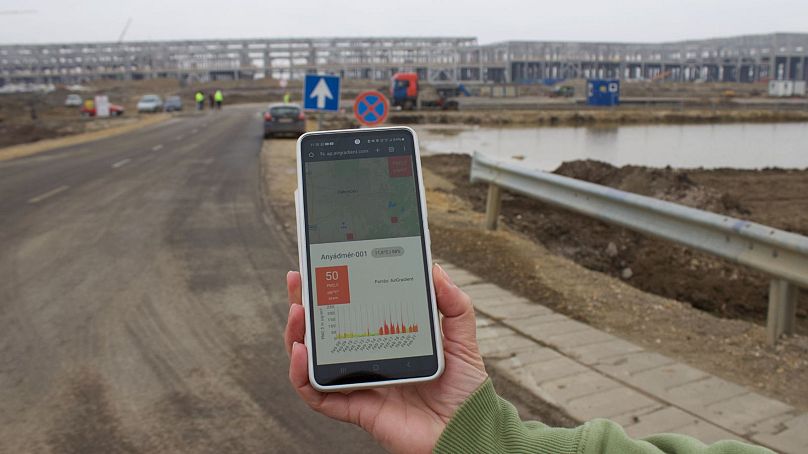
[354,139,361,145]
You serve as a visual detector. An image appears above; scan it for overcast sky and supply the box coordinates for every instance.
[1,0,806,45]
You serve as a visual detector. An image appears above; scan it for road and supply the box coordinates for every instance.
[0,106,380,453]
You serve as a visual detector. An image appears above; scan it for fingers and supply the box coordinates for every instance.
[287,271,302,306]
[285,304,306,357]
[289,341,313,392]
[288,341,352,422]
[433,263,479,351]
[433,263,473,318]
[289,341,327,410]
[285,271,306,357]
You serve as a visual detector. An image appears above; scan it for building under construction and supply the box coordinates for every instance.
[1,33,807,85]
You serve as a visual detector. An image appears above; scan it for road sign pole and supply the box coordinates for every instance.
[317,112,324,131]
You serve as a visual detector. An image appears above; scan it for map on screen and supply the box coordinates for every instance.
[305,155,420,244]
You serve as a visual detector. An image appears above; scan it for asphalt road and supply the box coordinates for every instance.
[0,106,380,453]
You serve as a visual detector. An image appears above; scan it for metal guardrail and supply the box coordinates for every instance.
[470,151,808,345]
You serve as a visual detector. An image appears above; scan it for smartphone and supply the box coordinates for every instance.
[295,126,444,392]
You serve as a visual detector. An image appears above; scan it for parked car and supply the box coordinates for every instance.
[65,94,82,107]
[137,94,163,113]
[80,99,124,117]
[263,103,306,139]
[550,85,575,98]
[164,96,183,112]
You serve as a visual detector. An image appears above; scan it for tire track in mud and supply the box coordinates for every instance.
[47,368,139,454]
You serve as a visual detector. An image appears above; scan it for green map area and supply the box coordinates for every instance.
[305,156,421,244]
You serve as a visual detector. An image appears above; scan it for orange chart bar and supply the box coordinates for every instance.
[378,321,418,336]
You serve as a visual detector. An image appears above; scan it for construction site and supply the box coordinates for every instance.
[2,33,808,84]
[1,17,808,454]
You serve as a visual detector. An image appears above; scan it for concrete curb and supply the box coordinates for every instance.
[439,261,807,453]
[0,113,171,162]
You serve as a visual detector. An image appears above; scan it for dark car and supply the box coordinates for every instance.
[264,103,306,139]
[164,96,183,112]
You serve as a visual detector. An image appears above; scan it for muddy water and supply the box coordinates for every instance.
[417,122,808,170]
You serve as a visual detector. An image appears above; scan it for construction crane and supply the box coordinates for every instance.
[118,17,132,43]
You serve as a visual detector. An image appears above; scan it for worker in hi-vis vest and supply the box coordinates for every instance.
[214,90,223,110]
[195,91,205,110]
[283,92,291,104]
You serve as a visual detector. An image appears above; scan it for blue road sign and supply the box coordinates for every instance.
[303,74,340,112]
[353,90,389,126]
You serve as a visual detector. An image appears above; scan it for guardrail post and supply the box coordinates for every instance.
[484,184,502,230]
[767,279,798,345]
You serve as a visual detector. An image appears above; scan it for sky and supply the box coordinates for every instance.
[1,0,807,45]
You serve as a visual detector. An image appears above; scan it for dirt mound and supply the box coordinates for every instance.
[554,160,750,216]
[423,154,808,331]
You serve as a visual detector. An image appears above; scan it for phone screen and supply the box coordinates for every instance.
[300,129,438,385]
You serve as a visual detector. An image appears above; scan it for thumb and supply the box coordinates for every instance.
[433,263,478,351]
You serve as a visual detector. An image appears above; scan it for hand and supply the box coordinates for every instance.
[285,264,488,453]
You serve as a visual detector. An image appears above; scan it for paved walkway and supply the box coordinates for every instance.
[440,261,807,454]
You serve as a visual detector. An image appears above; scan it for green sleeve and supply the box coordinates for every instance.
[434,379,773,454]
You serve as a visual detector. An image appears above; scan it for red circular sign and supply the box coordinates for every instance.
[353,90,389,126]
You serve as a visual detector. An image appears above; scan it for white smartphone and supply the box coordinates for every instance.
[295,126,444,392]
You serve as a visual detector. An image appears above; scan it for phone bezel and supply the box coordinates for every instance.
[295,126,444,392]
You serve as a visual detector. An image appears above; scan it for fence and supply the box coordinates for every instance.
[470,151,808,345]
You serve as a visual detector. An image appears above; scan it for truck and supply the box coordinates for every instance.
[390,72,469,110]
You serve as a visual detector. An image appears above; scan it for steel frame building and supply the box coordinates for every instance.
[1,33,806,85]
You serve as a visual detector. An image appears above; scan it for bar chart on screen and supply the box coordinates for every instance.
[319,301,421,354]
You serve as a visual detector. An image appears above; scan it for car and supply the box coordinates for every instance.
[80,99,125,117]
[263,103,306,139]
[550,85,575,98]
[164,96,183,112]
[65,94,82,107]
[137,94,163,113]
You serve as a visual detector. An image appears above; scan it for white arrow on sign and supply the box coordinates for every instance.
[310,77,333,109]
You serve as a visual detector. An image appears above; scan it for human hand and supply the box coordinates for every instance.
[285,264,488,453]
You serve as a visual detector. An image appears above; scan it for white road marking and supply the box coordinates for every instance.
[191,128,199,133]
[152,144,164,151]
[176,135,184,141]
[112,158,131,168]
[28,185,69,204]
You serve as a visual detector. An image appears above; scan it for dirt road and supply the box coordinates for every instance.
[0,106,380,453]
